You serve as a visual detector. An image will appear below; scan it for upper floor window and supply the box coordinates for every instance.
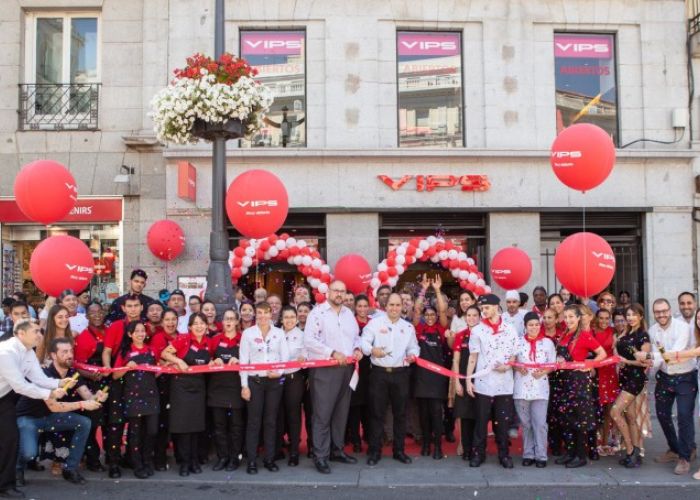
[554,33,618,145]
[20,12,100,130]
[240,30,306,148]
[397,31,464,147]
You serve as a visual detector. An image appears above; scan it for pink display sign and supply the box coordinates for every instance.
[397,33,460,57]
[241,32,304,56]
[554,35,612,59]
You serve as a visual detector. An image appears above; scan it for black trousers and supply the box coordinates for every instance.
[563,428,588,459]
[173,432,198,465]
[105,422,126,464]
[276,372,305,456]
[460,417,476,458]
[154,378,171,467]
[368,368,410,454]
[0,392,18,491]
[246,377,283,462]
[302,372,314,451]
[443,403,455,437]
[418,398,444,444]
[211,407,244,460]
[83,408,105,466]
[473,393,512,458]
[127,414,158,470]
[347,404,370,446]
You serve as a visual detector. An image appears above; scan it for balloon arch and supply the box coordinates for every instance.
[229,234,491,302]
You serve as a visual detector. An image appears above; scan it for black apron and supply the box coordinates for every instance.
[414,329,448,399]
[452,333,476,419]
[169,343,210,433]
[122,349,160,418]
[85,329,105,393]
[207,340,243,409]
[107,322,128,425]
[556,342,597,431]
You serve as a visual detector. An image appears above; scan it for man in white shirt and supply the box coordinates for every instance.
[303,280,363,474]
[641,298,698,475]
[676,291,697,326]
[361,292,420,466]
[466,293,518,469]
[0,320,70,498]
[501,290,526,336]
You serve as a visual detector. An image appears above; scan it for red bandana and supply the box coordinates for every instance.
[482,318,502,335]
[525,332,545,361]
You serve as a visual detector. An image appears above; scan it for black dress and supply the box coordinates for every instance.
[452,331,476,419]
[413,324,449,400]
[121,348,160,418]
[169,342,210,434]
[616,330,650,396]
[207,338,244,409]
[556,343,598,432]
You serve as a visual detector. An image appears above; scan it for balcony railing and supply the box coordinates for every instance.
[18,83,100,131]
[690,0,700,35]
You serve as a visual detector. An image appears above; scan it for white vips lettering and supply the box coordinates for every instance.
[555,43,609,55]
[236,200,279,207]
[244,40,302,50]
[400,41,457,51]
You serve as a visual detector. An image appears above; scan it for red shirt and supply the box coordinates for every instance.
[145,323,164,344]
[104,319,132,352]
[415,322,447,343]
[541,325,565,345]
[170,332,211,359]
[452,327,471,353]
[74,326,105,363]
[207,321,223,337]
[560,329,601,362]
[208,333,241,356]
[593,327,616,356]
[114,344,157,368]
[150,330,181,360]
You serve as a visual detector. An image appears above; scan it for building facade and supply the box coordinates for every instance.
[1,0,698,308]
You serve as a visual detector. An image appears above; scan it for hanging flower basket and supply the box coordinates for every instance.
[150,53,273,145]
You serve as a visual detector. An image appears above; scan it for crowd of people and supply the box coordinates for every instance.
[1,267,700,498]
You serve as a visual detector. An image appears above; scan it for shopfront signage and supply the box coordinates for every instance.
[554,35,612,59]
[177,161,197,202]
[377,174,490,192]
[0,198,122,223]
[397,33,461,57]
[241,32,304,55]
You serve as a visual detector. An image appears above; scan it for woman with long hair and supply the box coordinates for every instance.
[555,305,606,468]
[201,300,222,337]
[38,304,73,364]
[450,290,477,334]
[592,308,620,456]
[239,302,255,330]
[547,294,566,329]
[611,304,650,468]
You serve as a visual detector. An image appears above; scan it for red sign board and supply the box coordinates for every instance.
[177,161,197,202]
[378,174,490,192]
[0,198,122,223]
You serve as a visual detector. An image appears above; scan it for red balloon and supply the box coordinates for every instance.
[314,292,326,304]
[490,247,532,290]
[554,232,616,297]
[147,220,185,261]
[378,271,389,282]
[320,273,331,284]
[550,123,615,192]
[226,169,289,238]
[334,254,372,294]
[30,235,94,297]
[232,268,242,279]
[387,267,398,277]
[14,160,77,225]
[233,247,245,258]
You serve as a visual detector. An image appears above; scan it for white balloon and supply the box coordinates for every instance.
[242,256,253,267]
[293,255,303,266]
[370,278,381,289]
[302,255,312,266]
[244,246,255,257]
[448,249,458,260]
[395,255,406,265]
[458,270,469,280]
[458,252,467,261]
[297,240,307,248]
[276,240,286,250]
[414,249,424,259]
[388,277,398,287]
[320,264,330,274]
[426,236,437,245]
[396,246,406,256]
[467,257,475,266]
[311,258,322,269]
[268,246,279,257]
[476,278,485,287]
[287,257,295,265]
[395,264,405,275]
[286,237,297,248]
[438,250,448,260]
[318,283,329,294]
[468,272,478,283]
[430,255,440,263]
[377,262,388,272]
[263,252,270,260]
[484,285,492,293]
[240,266,248,275]
[308,278,320,288]
[418,240,430,251]
[451,269,460,278]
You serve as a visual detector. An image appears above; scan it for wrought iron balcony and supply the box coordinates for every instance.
[18,83,100,131]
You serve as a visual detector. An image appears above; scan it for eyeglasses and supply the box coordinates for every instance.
[653,309,671,315]
[599,299,614,304]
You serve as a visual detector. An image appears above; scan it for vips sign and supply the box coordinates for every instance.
[397,32,461,56]
[240,32,304,56]
[378,174,490,192]
[554,35,612,59]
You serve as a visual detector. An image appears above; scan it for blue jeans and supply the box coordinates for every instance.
[16,412,92,472]
[655,370,698,461]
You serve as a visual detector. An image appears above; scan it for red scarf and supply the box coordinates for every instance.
[525,332,545,361]
[482,317,502,335]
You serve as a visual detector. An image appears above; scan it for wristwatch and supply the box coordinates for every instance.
[645,352,652,360]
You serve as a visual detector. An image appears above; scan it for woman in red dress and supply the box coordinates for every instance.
[592,308,619,456]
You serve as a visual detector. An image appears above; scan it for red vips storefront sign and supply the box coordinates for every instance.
[0,198,122,223]
[378,174,491,192]
[177,161,197,202]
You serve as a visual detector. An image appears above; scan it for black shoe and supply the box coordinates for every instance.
[420,442,430,456]
[14,471,25,488]
[392,452,412,464]
[274,450,286,461]
[499,456,514,469]
[288,454,299,467]
[314,459,331,474]
[445,432,456,443]
[366,453,381,466]
[263,460,279,472]
[62,469,87,485]
[189,462,202,474]
[565,457,588,468]
[108,465,121,478]
[0,488,25,498]
[330,450,357,464]
[469,455,484,468]
[246,461,258,475]
[535,460,547,468]
[134,468,149,479]
[522,458,535,467]
[212,458,228,471]
[144,463,154,477]
[26,460,44,472]
[432,445,445,460]
[555,454,575,465]
[86,462,106,472]
[179,464,189,477]
[226,458,240,471]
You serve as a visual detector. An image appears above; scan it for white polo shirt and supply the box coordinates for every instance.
[468,319,518,397]
[513,336,556,400]
[361,315,420,368]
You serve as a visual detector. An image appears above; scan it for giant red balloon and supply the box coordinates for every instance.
[334,254,372,294]
[554,232,616,298]
[226,169,289,238]
[550,123,615,192]
[147,220,185,261]
[14,160,77,225]
[490,247,532,290]
[30,236,94,297]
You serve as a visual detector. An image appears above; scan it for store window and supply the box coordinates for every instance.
[397,31,464,147]
[240,30,306,148]
[554,33,618,144]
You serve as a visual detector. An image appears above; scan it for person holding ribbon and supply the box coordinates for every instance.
[466,293,518,469]
[554,305,607,469]
[207,308,244,472]
[239,301,289,474]
[113,321,160,479]
[513,312,556,468]
[160,312,211,477]
[362,292,419,466]
[452,304,481,461]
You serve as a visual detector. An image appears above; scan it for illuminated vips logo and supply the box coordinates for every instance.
[551,151,582,168]
[378,174,490,192]
[491,269,512,275]
[592,251,615,270]
[554,36,612,59]
[399,41,457,51]
[64,263,94,282]
[243,40,302,50]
